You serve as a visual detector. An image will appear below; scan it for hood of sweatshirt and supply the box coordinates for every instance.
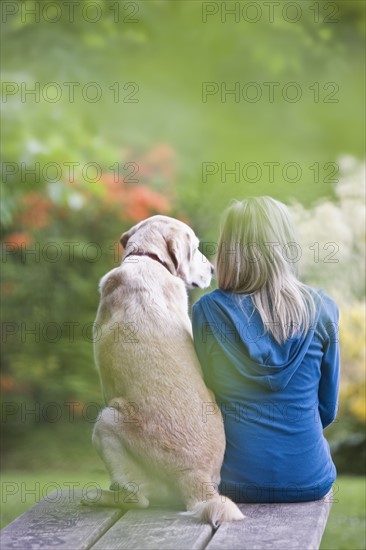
[193,289,323,392]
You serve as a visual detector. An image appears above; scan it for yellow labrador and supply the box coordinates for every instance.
[89,215,244,527]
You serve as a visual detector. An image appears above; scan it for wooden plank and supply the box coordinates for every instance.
[206,497,333,550]
[0,490,123,550]
[91,508,213,550]
[1,489,333,550]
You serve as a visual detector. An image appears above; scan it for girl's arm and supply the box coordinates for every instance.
[318,307,340,429]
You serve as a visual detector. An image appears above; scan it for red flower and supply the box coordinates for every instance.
[124,186,171,221]
[2,231,32,247]
[17,193,53,229]
[0,375,16,393]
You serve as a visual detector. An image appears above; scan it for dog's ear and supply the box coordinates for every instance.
[166,238,179,271]
[166,232,192,278]
[120,231,130,248]
[120,218,148,250]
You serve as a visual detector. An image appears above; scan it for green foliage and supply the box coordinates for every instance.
[290,159,366,456]
[2,0,365,224]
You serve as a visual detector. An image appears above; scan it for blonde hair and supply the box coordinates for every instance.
[216,197,316,343]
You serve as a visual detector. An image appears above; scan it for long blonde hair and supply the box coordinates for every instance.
[216,197,316,343]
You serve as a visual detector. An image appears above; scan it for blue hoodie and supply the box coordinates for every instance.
[192,288,339,503]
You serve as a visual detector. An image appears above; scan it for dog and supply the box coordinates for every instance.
[88,215,244,527]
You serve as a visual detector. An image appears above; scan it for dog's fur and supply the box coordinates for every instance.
[88,215,244,527]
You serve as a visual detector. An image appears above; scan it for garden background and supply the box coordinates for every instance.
[1,1,365,548]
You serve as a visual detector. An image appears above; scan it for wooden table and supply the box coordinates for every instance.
[0,490,332,549]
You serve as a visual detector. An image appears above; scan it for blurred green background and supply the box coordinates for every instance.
[1,1,365,546]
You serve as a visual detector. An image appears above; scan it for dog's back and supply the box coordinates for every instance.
[95,259,225,470]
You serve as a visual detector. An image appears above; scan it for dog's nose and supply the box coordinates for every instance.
[210,264,215,275]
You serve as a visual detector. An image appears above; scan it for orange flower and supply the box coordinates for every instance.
[101,174,126,204]
[17,193,53,229]
[2,231,32,247]
[0,375,31,394]
[124,186,171,221]
[0,375,16,393]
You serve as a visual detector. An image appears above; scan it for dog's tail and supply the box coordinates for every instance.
[188,494,245,528]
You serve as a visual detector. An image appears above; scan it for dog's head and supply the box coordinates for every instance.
[120,215,213,289]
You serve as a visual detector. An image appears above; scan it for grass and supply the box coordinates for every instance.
[0,470,109,529]
[1,472,365,549]
[320,476,366,550]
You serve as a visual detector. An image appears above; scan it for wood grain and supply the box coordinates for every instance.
[91,508,213,550]
[1,489,332,550]
[0,489,123,550]
[206,497,332,550]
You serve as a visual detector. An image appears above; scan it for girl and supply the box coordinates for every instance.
[192,197,339,503]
